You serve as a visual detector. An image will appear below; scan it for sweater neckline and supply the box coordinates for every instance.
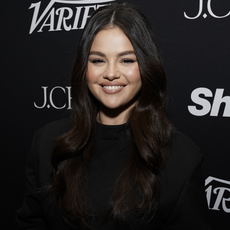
[96,122,127,140]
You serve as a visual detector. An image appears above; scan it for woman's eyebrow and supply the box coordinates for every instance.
[117,51,135,57]
[89,51,106,57]
[89,50,135,58]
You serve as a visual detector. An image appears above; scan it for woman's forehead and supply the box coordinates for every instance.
[90,27,134,53]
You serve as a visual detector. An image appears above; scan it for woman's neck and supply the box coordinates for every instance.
[97,103,136,125]
[97,112,126,125]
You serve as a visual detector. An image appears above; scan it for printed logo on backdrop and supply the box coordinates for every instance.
[184,0,230,19]
[188,87,230,117]
[205,176,230,213]
[29,0,115,34]
[34,86,72,109]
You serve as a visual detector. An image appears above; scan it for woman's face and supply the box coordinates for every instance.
[86,27,142,114]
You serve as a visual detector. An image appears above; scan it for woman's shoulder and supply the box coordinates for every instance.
[162,131,203,186]
[158,131,208,224]
[30,118,72,159]
[169,131,202,168]
[34,118,71,140]
[160,131,203,191]
[27,118,72,186]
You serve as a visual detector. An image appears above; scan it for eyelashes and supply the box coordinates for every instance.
[122,59,135,64]
[90,59,104,64]
[89,58,136,65]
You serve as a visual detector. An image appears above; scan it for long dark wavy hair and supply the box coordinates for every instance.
[50,2,173,229]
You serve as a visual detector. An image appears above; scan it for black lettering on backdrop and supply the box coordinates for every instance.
[184,0,230,19]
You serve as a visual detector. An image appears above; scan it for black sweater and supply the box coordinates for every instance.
[16,119,212,229]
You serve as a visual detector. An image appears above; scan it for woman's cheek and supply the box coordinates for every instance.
[125,65,141,81]
[86,65,103,82]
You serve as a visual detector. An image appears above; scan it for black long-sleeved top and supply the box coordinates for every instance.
[16,119,212,229]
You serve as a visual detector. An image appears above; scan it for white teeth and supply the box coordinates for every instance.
[103,86,124,90]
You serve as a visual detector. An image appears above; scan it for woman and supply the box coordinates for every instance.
[16,2,211,230]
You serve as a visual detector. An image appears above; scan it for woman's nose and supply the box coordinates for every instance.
[103,63,120,80]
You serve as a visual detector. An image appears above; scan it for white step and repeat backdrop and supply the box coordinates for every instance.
[2,0,230,229]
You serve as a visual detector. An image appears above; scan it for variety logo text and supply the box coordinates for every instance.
[29,0,115,34]
[205,176,230,213]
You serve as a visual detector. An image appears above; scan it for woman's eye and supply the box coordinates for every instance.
[90,59,104,64]
[122,59,135,64]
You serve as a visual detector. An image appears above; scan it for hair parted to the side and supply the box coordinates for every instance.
[50,2,173,229]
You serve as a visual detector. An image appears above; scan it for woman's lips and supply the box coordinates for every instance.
[100,83,126,94]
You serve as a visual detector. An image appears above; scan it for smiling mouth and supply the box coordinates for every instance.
[102,85,125,90]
